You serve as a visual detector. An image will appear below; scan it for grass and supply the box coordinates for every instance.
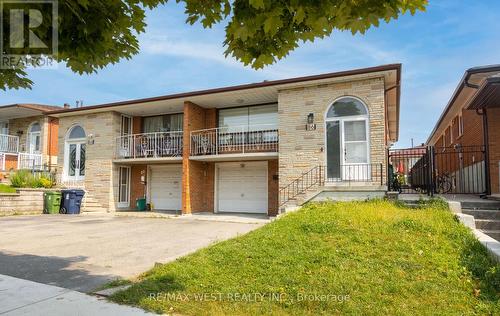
[94,278,133,292]
[110,200,500,315]
[0,184,16,193]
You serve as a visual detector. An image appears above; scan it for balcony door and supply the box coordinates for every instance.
[325,97,370,181]
[65,125,86,181]
[28,122,41,154]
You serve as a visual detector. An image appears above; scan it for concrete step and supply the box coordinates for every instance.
[480,230,500,241]
[461,200,500,210]
[474,219,500,231]
[462,209,500,220]
[311,190,386,202]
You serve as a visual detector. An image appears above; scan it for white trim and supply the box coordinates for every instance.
[214,161,268,214]
[120,114,133,137]
[27,121,42,154]
[117,166,131,208]
[324,96,371,181]
[63,125,87,181]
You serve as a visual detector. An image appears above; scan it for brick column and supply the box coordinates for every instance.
[182,101,210,214]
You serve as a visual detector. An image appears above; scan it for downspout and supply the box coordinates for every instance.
[476,108,491,196]
[465,74,491,196]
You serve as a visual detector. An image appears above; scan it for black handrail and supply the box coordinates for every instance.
[279,163,384,207]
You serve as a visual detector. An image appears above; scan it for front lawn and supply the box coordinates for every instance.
[0,183,16,193]
[111,200,500,315]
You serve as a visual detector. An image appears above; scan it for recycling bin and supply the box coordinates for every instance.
[60,189,85,214]
[136,197,147,211]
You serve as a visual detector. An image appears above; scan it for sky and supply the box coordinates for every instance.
[1,0,499,148]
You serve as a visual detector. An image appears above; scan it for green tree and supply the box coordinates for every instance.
[0,0,427,90]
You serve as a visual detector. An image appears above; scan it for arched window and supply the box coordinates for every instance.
[325,97,370,180]
[64,125,86,180]
[28,122,41,153]
[326,97,368,118]
[67,125,86,139]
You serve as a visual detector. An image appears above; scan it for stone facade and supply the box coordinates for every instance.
[57,111,120,211]
[278,77,387,189]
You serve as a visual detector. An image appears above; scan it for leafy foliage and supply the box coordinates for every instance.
[180,0,428,68]
[9,170,54,188]
[0,0,427,89]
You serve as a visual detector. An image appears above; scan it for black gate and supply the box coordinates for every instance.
[388,145,487,195]
[433,145,486,195]
[388,147,432,194]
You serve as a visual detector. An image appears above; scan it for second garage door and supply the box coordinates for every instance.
[149,165,182,210]
[216,162,268,213]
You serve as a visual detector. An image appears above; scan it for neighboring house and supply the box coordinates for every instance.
[47,64,401,215]
[0,104,60,176]
[426,65,500,196]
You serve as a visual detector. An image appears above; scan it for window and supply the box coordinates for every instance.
[0,121,8,135]
[218,104,278,131]
[143,114,183,133]
[326,97,368,118]
[449,125,453,144]
[118,166,131,207]
[458,115,464,136]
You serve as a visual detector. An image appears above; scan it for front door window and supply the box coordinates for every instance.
[326,121,341,179]
[67,142,85,180]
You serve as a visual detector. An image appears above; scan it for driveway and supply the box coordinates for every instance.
[0,214,263,293]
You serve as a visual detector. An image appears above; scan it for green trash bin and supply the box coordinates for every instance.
[136,197,147,211]
[44,191,62,214]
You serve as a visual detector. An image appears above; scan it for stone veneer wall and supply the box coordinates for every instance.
[278,76,387,189]
[57,111,120,211]
[0,189,47,215]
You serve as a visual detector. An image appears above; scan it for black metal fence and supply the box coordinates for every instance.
[388,145,487,195]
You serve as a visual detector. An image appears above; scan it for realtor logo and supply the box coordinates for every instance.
[0,0,58,69]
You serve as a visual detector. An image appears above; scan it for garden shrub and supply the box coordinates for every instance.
[9,170,54,188]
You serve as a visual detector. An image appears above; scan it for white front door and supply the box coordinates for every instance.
[217,162,268,214]
[66,141,86,181]
[149,165,182,210]
[326,118,369,181]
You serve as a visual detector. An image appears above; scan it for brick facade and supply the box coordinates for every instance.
[487,108,500,194]
[278,77,387,189]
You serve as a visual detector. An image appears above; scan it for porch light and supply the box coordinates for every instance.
[306,113,316,131]
[307,113,314,124]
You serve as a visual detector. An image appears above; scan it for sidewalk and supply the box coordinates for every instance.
[0,274,153,316]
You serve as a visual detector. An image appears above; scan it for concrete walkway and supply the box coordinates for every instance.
[0,274,152,315]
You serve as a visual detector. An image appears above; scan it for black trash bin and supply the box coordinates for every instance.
[60,189,85,214]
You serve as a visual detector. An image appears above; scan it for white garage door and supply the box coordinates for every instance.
[149,165,182,210]
[217,162,268,213]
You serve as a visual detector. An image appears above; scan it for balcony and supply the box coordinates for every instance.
[190,125,279,161]
[18,152,44,170]
[115,131,183,163]
[0,134,19,153]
